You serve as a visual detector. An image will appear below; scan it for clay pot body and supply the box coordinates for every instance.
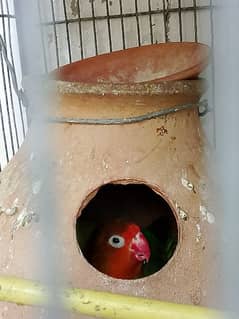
[0,43,215,318]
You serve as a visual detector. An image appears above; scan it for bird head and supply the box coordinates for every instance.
[86,220,151,279]
[106,222,150,263]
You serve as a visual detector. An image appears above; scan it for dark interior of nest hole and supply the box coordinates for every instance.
[76,183,178,279]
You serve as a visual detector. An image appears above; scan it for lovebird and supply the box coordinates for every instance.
[84,220,151,279]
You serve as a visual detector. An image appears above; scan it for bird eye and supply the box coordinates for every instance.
[108,235,125,248]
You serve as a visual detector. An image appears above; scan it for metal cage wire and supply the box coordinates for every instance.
[0,0,214,170]
[0,0,27,171]
[37,0,213,71]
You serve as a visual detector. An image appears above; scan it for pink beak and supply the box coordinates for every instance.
[130,232,151,263]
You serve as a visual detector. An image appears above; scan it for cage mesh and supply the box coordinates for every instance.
[37,0,213,71]
[0,0,27,170]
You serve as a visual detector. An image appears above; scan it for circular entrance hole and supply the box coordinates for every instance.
[76,183,178,280]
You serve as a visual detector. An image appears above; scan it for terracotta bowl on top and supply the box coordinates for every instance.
[52,42,210,84]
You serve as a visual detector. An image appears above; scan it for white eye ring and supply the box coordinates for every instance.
[108,235,125,248]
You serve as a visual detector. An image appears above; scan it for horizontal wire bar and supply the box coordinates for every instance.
[41,100,209,126]
[0,14,15,19]
[40,5,212,27]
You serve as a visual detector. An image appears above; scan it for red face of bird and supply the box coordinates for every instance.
[87,221,151,279]
[107,223,151,263]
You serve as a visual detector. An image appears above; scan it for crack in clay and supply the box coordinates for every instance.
[134,140,161,164]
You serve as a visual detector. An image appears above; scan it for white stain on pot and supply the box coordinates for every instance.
[102,158,109,169]
[0,198,19,217]
[179,208,188,221]
[4,207,18,216]
[175,202,188,221]
[207,213,215,224]
[200,205,215,224]
[181,177,195,193]
[196,224,202,242]
[66,151,73,159]
[12,208,39,234]
[12,198,19,206]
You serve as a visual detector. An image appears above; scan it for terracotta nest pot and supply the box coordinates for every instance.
[0,42,218,319]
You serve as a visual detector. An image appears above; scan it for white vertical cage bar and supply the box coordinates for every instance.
[13,1,67,318]
[213,0,239,315]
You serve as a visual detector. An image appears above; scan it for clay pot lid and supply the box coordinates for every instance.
[52,42,209,84]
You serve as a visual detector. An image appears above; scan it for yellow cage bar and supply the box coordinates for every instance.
[0,276,224,319]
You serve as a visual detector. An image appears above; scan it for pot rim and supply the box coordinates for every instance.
[50,78,207,97]
[51,42,209,84]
